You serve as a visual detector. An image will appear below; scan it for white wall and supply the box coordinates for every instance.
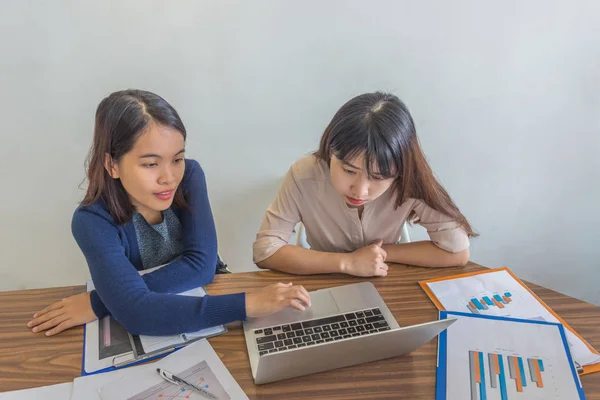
[1,1,599,305]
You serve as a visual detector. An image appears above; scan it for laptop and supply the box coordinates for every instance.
[243,282,455,384]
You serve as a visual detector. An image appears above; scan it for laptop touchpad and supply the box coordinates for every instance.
[249,289,340,328]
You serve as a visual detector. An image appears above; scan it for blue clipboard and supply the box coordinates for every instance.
[80,323,178,376]
[436,311,586,400]
[81,279,227,376]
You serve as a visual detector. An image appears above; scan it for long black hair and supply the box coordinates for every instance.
[82,89,187,224]
[315,92,477,237]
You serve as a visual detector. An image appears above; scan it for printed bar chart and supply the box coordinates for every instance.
[467,292,513,314]
[469,351,544,399]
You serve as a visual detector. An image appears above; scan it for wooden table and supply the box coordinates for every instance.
[1,262,599,398]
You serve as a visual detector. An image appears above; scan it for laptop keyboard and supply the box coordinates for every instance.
[253,307,390,356]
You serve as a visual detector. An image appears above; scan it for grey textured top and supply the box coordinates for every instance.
[132,208,184,269]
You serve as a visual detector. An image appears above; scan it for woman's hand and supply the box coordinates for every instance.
[246,282,311,318]
[342,240,389,277]
[27,292,97,336]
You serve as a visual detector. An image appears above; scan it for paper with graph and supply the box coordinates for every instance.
[98,339,247,400]
[121,361,229,400]
[422,269,600,369]
[437,312,585,400]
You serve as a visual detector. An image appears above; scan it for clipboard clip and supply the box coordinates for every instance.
[112,352,136,368]
[574,360,584,374]
[111,347,176,368]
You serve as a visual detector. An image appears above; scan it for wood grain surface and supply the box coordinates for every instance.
[1,262,599,398]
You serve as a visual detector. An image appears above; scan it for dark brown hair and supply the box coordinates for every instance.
[82,89,187,224]
[315,92,477,237]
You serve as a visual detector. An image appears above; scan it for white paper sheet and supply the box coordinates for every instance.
[441,313,584,400]
[98,339,247,400]
[72,363,152,400]
[0,382,72,399]
[426,270,600,367]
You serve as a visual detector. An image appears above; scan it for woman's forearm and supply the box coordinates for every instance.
[256,245,348,275]
[382,241,470,268]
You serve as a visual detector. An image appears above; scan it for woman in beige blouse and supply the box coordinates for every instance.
[254,92,477,278]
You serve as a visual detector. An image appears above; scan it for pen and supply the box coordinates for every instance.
[156,368,219,399]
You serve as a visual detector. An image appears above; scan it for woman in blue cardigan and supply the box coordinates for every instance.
[27,89,310,336]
